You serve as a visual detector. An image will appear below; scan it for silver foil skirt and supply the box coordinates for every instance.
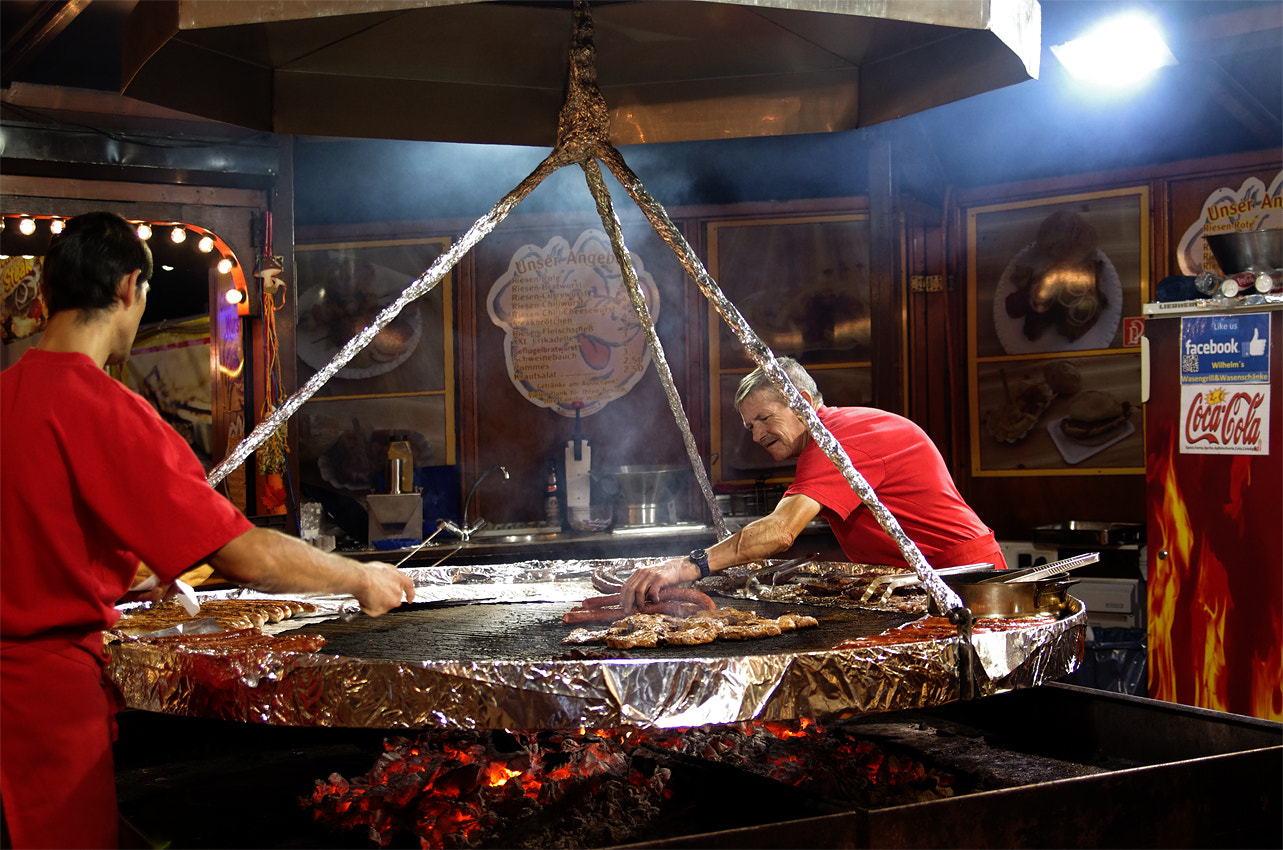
[107,560,1085,730]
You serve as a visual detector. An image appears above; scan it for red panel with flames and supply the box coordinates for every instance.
[1145,311,1283,722]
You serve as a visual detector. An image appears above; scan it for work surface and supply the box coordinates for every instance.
[292,597,916,664]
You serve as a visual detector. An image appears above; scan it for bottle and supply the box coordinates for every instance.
[545,458,561,527]
[386,433,414,494]
[1193,270,1223,296]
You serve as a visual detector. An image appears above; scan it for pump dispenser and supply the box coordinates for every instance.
[563,404,591,528]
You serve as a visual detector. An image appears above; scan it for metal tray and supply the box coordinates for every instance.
[1033,521,1144,547]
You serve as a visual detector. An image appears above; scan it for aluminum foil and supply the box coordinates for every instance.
[107,559,1085,730]
[581,158,729,541]
[204,0,958,617]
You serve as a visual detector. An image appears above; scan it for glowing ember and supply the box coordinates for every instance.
[304,721,957,848]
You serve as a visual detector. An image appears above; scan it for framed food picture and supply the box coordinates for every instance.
[295,238,456,492]
[966,188,1149,476]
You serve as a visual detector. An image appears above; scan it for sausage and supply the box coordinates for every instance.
[141,628,260,645]
[563,605,625,624]
[655,587,716,610]
[580,594,622,608]
[639,600,704,618]
[591,565,625,593]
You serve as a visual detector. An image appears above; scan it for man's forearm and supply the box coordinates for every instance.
[708,516,795,572]
[209,528,370,598]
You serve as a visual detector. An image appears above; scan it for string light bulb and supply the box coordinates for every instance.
[18,217,36,236]
[136,223,152,240]
[170,226,187,244]
[49,218,65,235]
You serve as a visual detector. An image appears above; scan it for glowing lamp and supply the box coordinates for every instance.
[1052,14,1176,87]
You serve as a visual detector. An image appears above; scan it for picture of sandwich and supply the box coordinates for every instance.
[1057,390,1134,445]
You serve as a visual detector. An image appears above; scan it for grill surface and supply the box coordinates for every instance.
[294,599,916,664]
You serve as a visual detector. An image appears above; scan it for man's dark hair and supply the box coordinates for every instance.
[42,212,153,315]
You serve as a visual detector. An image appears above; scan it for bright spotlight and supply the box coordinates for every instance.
[1052,14,1176,87]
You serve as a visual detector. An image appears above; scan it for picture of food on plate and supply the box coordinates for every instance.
[992,210,1124,355]
[297,260,423,379]
[975,354,1141,472]
[1055,390,1134,446]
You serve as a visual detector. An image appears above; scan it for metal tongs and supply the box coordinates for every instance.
[746,553,821,587]
[857,562,994,605]
[975,551,1100,584]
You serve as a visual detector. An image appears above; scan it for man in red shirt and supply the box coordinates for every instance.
[0,211,415,849]
[621,357,1004,611]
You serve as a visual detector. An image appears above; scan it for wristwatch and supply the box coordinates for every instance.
[688,548,710,580]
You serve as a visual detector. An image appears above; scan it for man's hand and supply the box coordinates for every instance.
[620,557,699,613]
[355,563,417,616]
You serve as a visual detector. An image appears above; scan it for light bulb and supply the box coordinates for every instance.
[170,226,187,244]
[18,217,36,236]
[1051,14,1176,87]
[197,235,215,253]
[49,218,65,235]
[136,223,152,240]
[225,288,244,305]
[217,257,233,275]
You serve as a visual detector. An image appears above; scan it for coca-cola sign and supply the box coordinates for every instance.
[1181,385,1269,454]
[1178,313,1271,456]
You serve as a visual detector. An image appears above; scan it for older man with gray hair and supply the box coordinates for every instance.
[622,357,1004,612]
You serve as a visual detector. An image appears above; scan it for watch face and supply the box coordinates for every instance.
[690,549,707,561]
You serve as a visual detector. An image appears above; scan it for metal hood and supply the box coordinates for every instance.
[120,0,1040,146]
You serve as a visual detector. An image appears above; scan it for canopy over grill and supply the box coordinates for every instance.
[120,0,1040,146]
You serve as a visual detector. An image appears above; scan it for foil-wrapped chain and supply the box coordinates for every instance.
[580,160,730,540]
[205,0,960,615]
[597,146,965,615]
[206,149,571,488]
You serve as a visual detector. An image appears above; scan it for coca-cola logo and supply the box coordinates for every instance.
[1185,387,1265,448]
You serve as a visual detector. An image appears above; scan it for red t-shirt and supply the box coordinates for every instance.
[1,348,254,847]
[785,405,1003,570]
[1,349,252,641]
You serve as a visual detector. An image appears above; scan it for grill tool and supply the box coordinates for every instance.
[976,552,1100,584]
[857,563,995,605]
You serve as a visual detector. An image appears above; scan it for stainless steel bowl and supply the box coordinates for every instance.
[1206,229,1283,274]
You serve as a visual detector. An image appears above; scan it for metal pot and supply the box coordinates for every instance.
[928,568,1077,618]
[1205,229,1283,274]
[603,465,692,526]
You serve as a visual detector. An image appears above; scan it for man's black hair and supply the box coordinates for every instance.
[42,211,153,315]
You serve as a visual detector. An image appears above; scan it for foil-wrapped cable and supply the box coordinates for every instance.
[598,146,964,615]
[207,151,568,488]
[580,159,730,540]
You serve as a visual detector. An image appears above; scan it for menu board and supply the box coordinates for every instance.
[486,229,659,416]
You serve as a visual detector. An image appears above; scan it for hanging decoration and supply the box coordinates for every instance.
[255,211,290,515]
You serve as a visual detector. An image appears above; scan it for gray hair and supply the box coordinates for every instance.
[733,357,823,410]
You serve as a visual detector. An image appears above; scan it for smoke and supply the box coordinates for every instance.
[294,131,871,227]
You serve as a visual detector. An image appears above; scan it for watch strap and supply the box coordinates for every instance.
[689,548,710,579]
